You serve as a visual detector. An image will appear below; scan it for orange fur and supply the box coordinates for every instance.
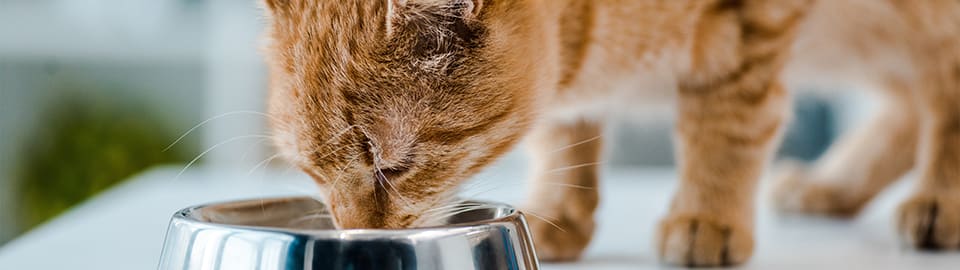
[262,0,960,266]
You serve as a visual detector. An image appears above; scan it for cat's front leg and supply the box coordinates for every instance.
[657,1,809,266]
[524,119,603,262]
[658,80,789,266]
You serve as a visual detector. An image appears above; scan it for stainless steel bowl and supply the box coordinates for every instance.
[158,197,539,270]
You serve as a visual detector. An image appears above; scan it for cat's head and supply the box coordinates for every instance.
[263,0,549,228]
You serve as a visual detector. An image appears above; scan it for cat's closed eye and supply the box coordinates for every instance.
[264,0,543,229]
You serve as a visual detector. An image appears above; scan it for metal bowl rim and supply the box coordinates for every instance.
[170,196,523,237]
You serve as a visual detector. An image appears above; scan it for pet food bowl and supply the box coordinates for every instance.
[158,197,539,270]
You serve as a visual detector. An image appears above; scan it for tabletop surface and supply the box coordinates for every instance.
[2,160,959,269]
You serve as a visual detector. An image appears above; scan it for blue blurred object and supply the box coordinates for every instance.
[779,94,837,161]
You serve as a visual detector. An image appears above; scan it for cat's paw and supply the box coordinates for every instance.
[525,211,594,262]
[771,162,863,217]
[657,215,754,267]
[897,193,960,250]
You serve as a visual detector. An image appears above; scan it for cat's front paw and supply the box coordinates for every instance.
[525,211,594,262]
[657,215,754,267]
[772,163,864,217]
[897,193,960,250]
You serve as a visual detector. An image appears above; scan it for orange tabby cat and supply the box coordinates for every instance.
[262,0,960,266]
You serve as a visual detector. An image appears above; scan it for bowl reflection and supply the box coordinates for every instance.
[158,197,539,270]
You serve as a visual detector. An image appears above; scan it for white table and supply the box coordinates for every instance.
[2,161,958,269]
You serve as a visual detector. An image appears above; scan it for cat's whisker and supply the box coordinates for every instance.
[164,110,282,152]
[357,125,418,211]
[461,180,593,201]
[460,184,507,198]
[415,197,466,217]
[330,154,363,190]
[303,141,365,166]
[248,153,284,175]
[277,159,300,178]
[457,180,487,196]
[433,204,489,217]
[356,125,376,146]
[411,189,479,227]
[421,202,487,214]
[374,167,415,210]
[176,134,274,180]
[545,162,604,174]
[414,191,464,216]
[459,172,510,196]
[548,135,602,154]
[421,207,486,223]
[418,204,491,225]
[309,124,363,149]
[378,170,416,210]
[521,210,567,233]
[459,173,512,196]
[543,182,595,190]
[239,137,274,162]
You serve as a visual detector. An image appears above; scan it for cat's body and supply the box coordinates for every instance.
[263,0,960,266]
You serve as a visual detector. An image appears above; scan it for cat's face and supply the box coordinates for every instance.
[263,0,547,228]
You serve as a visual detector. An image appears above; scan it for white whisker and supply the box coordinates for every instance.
[314,124,363,147]
[548,135,602,154]
[176,134,273,180]
[421,202,486,214]
[239,137,273,162]
[358,125,416,211]
[377,170,415,209]
[522,210,567,233]
[545,162,604,174]
[164,110,280,152]
[330,155,363,190]
[418,204,490,225]
[309,141,364,163]
[543,182,595,190]
[248,153,283,175]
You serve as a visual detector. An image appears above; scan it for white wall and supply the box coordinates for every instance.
[202,0,271,168]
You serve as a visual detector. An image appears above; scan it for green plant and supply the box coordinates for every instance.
[16,90,193,229]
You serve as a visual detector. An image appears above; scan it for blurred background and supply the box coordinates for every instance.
[0,0,869,247]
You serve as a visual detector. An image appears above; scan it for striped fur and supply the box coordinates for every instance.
[263,0,960,266]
